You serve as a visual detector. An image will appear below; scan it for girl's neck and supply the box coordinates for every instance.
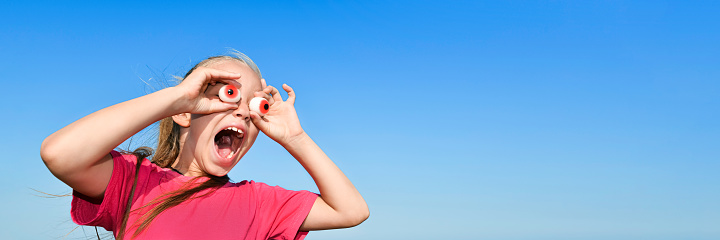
[170,158,204,177]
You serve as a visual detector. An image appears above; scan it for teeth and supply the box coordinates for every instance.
[225,127,244,137]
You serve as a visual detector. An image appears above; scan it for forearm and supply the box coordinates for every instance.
[41,87,183,174]
[283,133,369,222]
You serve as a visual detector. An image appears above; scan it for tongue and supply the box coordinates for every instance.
[217,135,233,158]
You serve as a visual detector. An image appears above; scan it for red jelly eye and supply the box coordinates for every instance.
[219,85,241,103]
[249,97,270,116]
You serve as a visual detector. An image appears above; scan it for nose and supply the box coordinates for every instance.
[232,101,251,121]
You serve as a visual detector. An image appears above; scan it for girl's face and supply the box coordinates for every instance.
[181,60,263,177]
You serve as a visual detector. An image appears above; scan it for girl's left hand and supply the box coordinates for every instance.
[249,84,306,146]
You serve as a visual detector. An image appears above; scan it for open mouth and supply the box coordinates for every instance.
[214,126,244,160]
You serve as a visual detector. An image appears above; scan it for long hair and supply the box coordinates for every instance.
[116,51,262,239]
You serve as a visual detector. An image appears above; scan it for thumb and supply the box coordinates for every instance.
[209,101,238,113]
[249,111,267,130]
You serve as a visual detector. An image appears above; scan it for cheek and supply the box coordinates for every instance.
[244,126,260,144]
[248,126,260,139]
[188,114,220,143]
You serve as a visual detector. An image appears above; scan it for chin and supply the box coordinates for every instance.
[204,164,231,177]
[204,157,236,177]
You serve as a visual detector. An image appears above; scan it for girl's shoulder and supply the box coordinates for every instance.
[110,149,150,166]
[108,150,182,188]
[110,150,173,173]
[225,180,277,189]
[221,180,294,198]
[223,180,317,201]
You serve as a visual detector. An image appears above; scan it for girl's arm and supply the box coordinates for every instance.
[40,68,241,199]
[285,133,370,230]
[249,84,369,230]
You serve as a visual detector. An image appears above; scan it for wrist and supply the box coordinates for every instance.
[163,86,193,115]
[282,131,311,151]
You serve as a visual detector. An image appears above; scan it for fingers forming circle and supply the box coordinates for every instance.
[268,86,283,103]
[283,84,295,105]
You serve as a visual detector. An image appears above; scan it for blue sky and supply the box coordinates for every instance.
[1,1,719,239]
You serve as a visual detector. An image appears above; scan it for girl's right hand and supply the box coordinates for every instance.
[41,66,242,200]
[173,66,243,114]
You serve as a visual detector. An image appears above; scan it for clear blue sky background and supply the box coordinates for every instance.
[1,1,718,239]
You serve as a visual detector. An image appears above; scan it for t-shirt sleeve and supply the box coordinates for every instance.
[70,150,139,232]
[253,181,319,240]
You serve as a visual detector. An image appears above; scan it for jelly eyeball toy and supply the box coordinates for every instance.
[219,84,241,103]
[249,97,270,116]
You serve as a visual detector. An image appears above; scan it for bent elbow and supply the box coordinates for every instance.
[359,206,370,225]
[40,137,59,167]
[354,210,369,227]
[40,136,76,176]
[344,204,370,228]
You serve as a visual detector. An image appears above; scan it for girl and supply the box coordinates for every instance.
[40,51,369,239]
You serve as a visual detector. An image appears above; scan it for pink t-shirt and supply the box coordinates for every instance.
[72,151,317,240]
